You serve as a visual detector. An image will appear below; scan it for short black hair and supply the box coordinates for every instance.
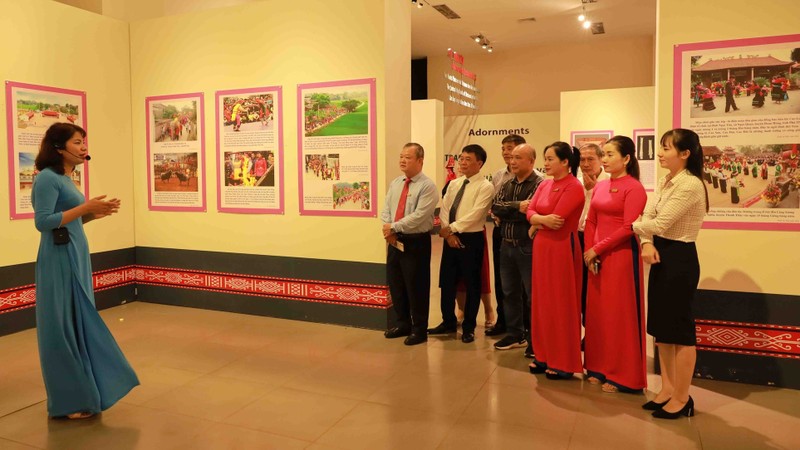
[461,144,487,164]
[501,134,526,146]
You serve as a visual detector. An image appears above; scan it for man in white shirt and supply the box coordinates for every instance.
[487,134,526,337]
[578,143,609,333]
[429,145,495,343]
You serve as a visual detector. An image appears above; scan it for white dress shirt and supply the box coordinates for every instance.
[439,173,495,233]
[578,168,610,232]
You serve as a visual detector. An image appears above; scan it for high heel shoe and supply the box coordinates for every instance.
[642,399,670,410]
[652,397,694,419]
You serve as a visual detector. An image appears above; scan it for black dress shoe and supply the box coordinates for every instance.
[404,334,427,346]
[485,326,506,336]
[384,327,411,339]
[427,323,457,335]
[461,332,475,343]
[652,397,694,419]
[642,399,670,411]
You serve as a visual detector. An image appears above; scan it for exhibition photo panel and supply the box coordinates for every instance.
[5,81,88,219]
[675,33,800,230]
[215,86,284,214]
[297,78,377,217]
[145,92,206,212]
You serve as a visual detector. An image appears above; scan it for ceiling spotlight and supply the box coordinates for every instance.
[578,14,585,21]
[582,20,592,29]
[474,36,482,43]
[482,43,488,49]
[488,47,493,53]
[417,1,423,8]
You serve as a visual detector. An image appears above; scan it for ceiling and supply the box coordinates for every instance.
[410,0,657,59]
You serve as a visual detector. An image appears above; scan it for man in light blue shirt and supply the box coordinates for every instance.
[381,143,438,345]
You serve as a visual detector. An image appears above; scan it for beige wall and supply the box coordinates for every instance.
[0,0,134,267]
[443,111,560,181]
[657,0,800,296]
[560,87,655,138]
[129,0,408,264]
[428,35,655,116]
[410,100,444,188]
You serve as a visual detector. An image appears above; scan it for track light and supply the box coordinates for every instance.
[411,0,423,8]
[488,47,493,53]
[474,36,482,43]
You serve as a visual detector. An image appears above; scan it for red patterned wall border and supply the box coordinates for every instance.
[696,320,800,360]
[0,265,390,315]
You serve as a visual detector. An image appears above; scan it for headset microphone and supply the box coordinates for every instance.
[59,147,91,161]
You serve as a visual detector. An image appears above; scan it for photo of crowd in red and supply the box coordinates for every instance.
[332,181,370,210]
[702,143,799,208]
[151,100,198,142]
[689,49,800,118]
[221,94,274,133]
[153,152,199,192]
[223,151,275,187]
[304,154,340,181]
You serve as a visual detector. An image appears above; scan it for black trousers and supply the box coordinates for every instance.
[439,231,484,333]
[492,226,506,328]
[387,233,431,335]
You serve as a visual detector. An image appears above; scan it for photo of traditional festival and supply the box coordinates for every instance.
[223,151,275,187]
[18,152,82,191]
[332,181,369,210]
[221,94,274,133]
[15,91,80,130]
[304,153,340,181]
[703,143,799,208]
[689,48,800,118]
[153,152,199,191]
[151,100,198,142]
[303,87,369,137]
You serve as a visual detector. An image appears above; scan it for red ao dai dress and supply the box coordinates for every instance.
[526,175,585,376]
[583,175,647,391]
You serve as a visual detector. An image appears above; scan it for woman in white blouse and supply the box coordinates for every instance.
[632,128,708,420]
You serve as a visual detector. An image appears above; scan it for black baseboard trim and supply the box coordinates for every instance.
[137,284,388,330]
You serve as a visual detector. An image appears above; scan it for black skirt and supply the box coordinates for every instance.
[647,236,699,345]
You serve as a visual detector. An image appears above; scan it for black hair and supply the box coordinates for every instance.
[462,144,487,165]
[605,135,640,180]
[501,134,526,146]
[660,128,709,212]
[544,141,579,176]
[35,123,87,175]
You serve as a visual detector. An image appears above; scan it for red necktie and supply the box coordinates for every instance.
[394,178,412,221]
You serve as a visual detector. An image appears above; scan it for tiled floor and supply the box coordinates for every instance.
[0,300,798,449]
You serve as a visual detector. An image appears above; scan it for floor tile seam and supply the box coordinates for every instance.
[310,399,363,446]
[214,388,275,423]
[0,400,46,421]
[0,435,44,450]
[219,412,326,444]
[358,399,460,419]
[281,378,386,402]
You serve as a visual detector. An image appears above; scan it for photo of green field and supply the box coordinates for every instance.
[303,88,369,137]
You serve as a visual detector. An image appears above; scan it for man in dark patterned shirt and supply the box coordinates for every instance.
[490,144,542,357]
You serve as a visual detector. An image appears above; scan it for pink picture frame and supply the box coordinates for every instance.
[145,92,206,212]
[6,81,89,220]
[214,86,284,214]
[297,78,377,217]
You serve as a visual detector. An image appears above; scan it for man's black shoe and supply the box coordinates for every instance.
[404,334,427,346]
[461,332,475,343]
[384,327,411,339]
[427,323,457,335]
